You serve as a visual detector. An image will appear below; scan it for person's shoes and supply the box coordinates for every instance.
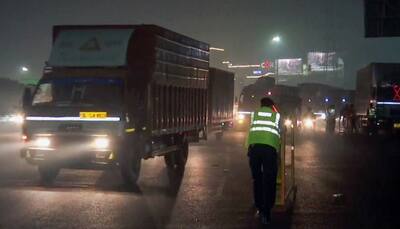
[260,213,271,225]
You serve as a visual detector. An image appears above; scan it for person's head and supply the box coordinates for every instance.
[260,97,274,108]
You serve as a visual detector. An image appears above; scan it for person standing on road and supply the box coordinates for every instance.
[348,104,357,133]
[246,97,281,225]
[326,104,336,133]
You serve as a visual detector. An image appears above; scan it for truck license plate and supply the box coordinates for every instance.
[394,123,400,128]
[80,112,107,119]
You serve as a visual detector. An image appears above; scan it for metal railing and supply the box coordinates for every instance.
[274,123,297,211]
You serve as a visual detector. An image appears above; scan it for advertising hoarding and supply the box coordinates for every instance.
[307,52,338,72]
[277,58,302,75]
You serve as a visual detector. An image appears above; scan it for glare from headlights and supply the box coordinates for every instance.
[10,114,24,124]
[303,118,314,128]
[94,137,110,149]
[284,119,293,127]
[35,137,51,148]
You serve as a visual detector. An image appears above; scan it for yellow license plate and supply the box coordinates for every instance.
[80,112,107,119]
[394,123,400,128]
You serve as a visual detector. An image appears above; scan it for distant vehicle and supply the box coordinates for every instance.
[325,105,336,133]
[355,63,400,134]
[237,77,301,128]
[298,108,317,131]
[208,68,234,139]
[20,25,233,186]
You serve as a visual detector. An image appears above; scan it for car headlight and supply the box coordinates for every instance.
[284,119,293,127]
[303,118,314,128]
[93,137,110,149]
[35,137,51,148]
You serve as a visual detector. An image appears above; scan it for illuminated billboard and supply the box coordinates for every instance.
[307,52,338,72]
[277,58,302,75]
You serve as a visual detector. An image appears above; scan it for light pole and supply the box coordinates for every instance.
[270,36,281,75]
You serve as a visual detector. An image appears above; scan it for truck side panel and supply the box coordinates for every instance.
[208,68,234,128]
[125,26,209,136]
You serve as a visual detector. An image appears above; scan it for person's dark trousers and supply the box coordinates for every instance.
[248,144,278,217]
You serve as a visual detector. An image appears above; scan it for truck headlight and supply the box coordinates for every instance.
[35,137,51,148]
[284,119,293,127]
[93,137,110,149]
[303,118,314,128]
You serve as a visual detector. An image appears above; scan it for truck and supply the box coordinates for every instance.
[236,77,301,128]
[355,63,400,134]
[207,67,234,139]
[20,24,227,186]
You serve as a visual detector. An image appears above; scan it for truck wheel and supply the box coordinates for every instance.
[38,165,60,185]
[120,149,142,185]
[164,154,175,168]
[164,140,189,171]
[199,128,208,140]
[176,140,189,168]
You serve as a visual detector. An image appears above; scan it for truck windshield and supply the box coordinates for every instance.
[32,78,123,107]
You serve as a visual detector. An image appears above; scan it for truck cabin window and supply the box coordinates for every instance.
[32,78,123,107]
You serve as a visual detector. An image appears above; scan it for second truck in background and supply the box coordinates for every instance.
[208,67,234,139]
[355,63,400,134]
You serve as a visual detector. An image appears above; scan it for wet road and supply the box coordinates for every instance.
[0,123,399,228]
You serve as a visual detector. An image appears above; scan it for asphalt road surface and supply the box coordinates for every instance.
[0,123,399,228]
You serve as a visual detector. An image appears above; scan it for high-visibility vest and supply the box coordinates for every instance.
[246,107,281,151]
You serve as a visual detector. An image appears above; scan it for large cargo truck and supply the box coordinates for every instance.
[355,63,400,134]
[20,25,212,185]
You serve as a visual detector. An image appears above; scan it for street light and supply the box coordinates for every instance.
[272,36,281,43]
[210,47,225,52]
[21,66,29,73]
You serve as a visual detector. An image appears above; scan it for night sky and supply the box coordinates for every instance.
[1,0,400,89]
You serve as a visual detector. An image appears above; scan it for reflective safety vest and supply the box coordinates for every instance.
[247,107,281,151]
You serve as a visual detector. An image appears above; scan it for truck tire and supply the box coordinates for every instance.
[176,140,189,169]
[38,165,60,185]
[120,149,142,185]
[164,139,189,171]
[199,128,208,140]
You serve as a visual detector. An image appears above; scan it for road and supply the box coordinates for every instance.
[0,123,399,228]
